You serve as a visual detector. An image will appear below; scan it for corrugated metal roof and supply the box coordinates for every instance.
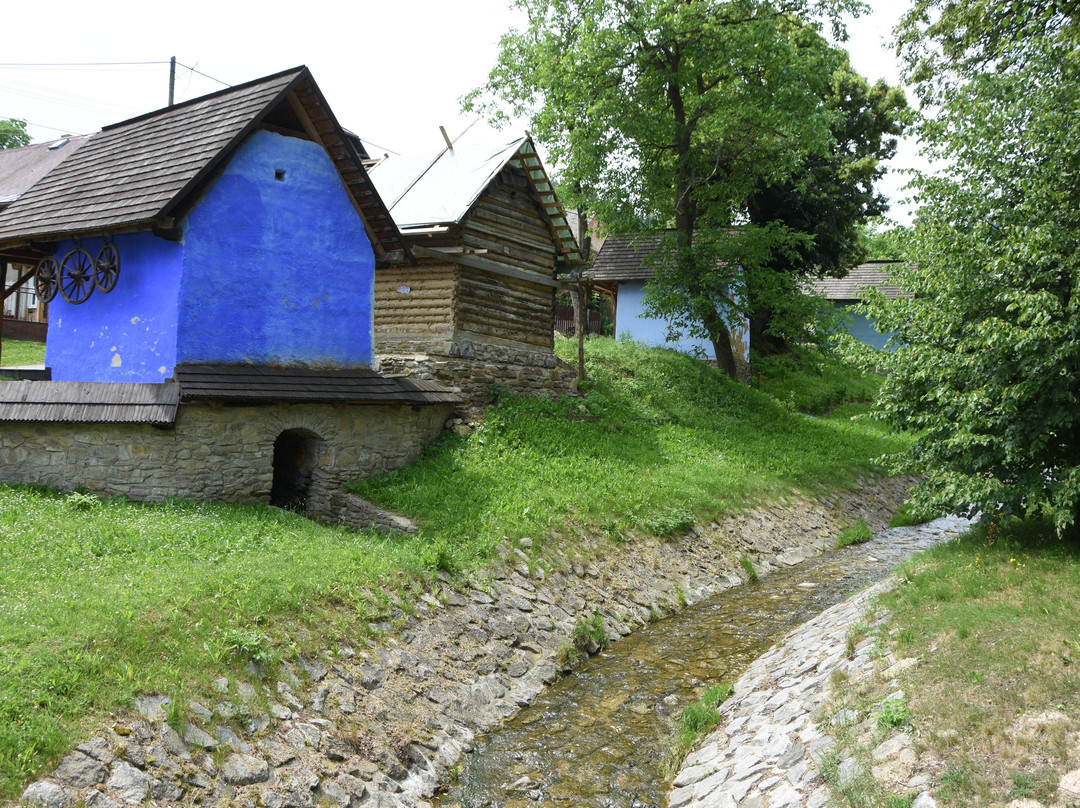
[810,262,910,301]
[585,233,665,282]
[0,136,89,210]
[367,125,582,264]
[0,68,406,258]
[173,364,460,405]
[0,380,179,424]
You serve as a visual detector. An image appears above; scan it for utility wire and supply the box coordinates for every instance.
[174,62,230,88]
[0,61,169,68]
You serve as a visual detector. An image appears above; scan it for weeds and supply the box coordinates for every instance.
[836,519,873,548]
[348,337,904,550]
[662,682,733,777]
[874,698,911,731]
[833,516,1080,805]
[559,611,610,667]
[887,501,937,528]
[0,339,45,367]
[739,555,758,583]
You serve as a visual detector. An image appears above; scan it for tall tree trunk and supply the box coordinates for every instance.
[749,306,787,357]
[703,308,738,379]
[668,51,738,380]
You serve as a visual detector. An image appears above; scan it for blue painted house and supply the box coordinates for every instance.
[0,66,405,382]
[809,261,908,349]
[0,68,459,522]
[585,233,750,373]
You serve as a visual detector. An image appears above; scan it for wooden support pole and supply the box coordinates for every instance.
[0,261,7,367]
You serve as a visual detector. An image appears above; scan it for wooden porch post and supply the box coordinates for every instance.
[0,262,7,367]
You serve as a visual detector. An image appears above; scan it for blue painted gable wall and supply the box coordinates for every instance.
[177,129,374,368]
[45,232,183,382]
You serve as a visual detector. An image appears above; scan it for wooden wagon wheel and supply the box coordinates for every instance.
[58,248,95,304]
[94,243,121,293]
[34,256,59,303]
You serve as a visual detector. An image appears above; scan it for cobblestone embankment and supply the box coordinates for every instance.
[668,515,972,808]
[18,477,913,808]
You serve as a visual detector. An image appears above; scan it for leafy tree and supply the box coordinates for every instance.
[857,217,910,261]
[467,0,861,377]
[866,0,1080,535]
[746,63,907,354]
[0,119,30,149]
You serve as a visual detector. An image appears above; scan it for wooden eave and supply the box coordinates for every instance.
[507,138,584,267]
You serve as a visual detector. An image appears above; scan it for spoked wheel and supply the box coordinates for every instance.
[35,256,59,303]
[59,248,95,304]
[94,243,121,293]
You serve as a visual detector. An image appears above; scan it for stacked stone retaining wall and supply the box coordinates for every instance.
[377,344,577,411]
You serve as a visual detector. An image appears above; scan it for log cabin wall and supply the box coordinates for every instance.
[375,162,575,410]
[374,261,456,355]
[454,165,557,356]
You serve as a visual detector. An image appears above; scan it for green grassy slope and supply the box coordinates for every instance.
[0,336,899,796]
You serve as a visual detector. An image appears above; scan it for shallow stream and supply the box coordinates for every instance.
[437,516,967,808]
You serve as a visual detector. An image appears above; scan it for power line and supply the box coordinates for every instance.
[357,138,400,156]
[0,61,169,67]
[174,62,230,88]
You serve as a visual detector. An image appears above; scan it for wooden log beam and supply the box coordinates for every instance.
[412,246,561,289]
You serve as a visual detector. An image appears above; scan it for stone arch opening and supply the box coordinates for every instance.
[270,428,322,511]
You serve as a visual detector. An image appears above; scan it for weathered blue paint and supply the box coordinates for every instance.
[44,231,183,382]
[177,129,374,368]
[833,302,896,350]
[615,280,750,362]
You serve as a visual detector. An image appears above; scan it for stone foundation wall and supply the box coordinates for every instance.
[378,349,577,410]
[0,401,450,528]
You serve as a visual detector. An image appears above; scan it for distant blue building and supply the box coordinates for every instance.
[809,261,908,350]
[585,233,750,371]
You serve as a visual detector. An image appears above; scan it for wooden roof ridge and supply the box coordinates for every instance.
[0,67,408,261]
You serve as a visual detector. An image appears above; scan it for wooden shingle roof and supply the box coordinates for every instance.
[0,381,179,425]
[0,67,406,260]
[0,136,88,209]
[173,364,460,405]
[810,262,909,301]
[585,233,664,282]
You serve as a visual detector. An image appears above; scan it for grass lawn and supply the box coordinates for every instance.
[0,338,45,366]
[347,337,905,552]
[827,518,1080,806]
[0,336,902,797]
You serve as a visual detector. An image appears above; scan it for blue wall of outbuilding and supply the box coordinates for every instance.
[45,232,183,382]
[616,281,750,362]
[834,302,896,350]
[177,129,374,368]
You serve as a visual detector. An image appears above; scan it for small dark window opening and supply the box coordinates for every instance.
[270,429,319,511]
[274,168,286,182]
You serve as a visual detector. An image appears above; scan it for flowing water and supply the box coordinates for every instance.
[437,516,969,808]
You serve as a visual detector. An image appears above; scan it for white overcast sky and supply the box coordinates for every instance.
[0,0,918,222]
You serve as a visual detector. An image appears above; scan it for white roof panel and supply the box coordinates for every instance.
[368,126,528,228]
